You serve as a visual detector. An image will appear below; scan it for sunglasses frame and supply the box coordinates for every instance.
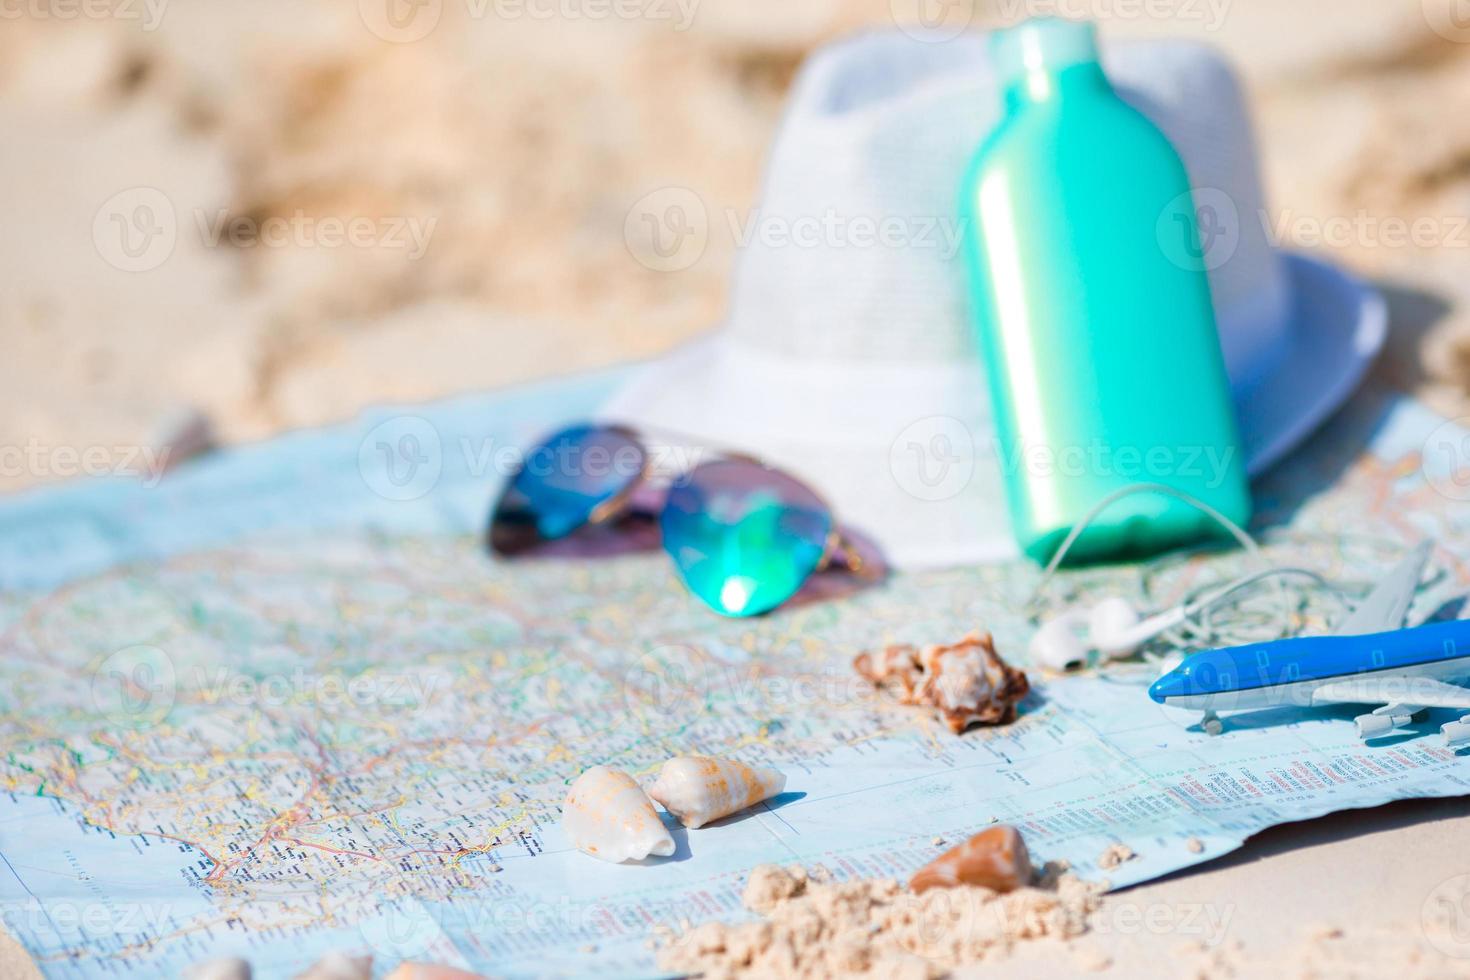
[494,422,872,580]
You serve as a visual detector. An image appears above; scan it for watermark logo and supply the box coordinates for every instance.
[193,667,443,711]
[95,188,438,271]
[1422,873,1470,959]
[727,209,965,259]
[0,0,169,31]
[621,645,704,719]
[1265,209,1470,251]
[1157,187,1239,272]
[0,439,170,487]
[1423,418,1470,502]
[93,187,176,273]
[889,416,976,502]
[995,0,1231,30]
[486,0,699,28]
[359,0,443,42]
[1087,897,1235,945]
[890,0,973,42]
[195,209,437,260]
[359,0,699,38]
[360,898,440,959]
[625,187,967,274]
[1003,439,1238,488]
[359,416,444,501]
[1424,0,1470,43]
[90,645,176,730]
[625,187,709,273]
[620,644,870,722]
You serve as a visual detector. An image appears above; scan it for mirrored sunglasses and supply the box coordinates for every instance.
[488,422,866,617]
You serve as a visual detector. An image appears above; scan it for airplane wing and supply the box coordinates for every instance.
[1333,540,1432,637]
[1311,677,1470,710]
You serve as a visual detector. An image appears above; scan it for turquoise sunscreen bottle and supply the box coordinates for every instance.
[961,18,1251,564]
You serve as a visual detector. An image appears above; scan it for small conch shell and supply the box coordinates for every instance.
[909,824,1033,894]
[563,765,676,863]
[857,632,1029,734]
[647,755,786,829]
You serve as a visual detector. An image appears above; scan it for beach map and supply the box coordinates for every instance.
[1,370,1469,977]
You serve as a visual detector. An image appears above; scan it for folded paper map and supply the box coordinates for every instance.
[0,371,1467,977]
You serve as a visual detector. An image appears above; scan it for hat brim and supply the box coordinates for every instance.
[601,251,1386,568]
[1233,252,1387,474]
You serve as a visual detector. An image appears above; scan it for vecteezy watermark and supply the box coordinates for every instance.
[623,187,967,274]
[359,416,444,502]
[93,187,438,272]
[89,645,446,731]
[366,886,702,962]
[890,416,977,503]
[360,895,443,960]
[488,0,698,28]
[193,667,444,712]
[996,0,1231,30]
[1088,898,1235,946]
[0,439,171,487]
[357,0,699,42]
[90,645,177,730]
[1422,417,1470,502]
[1423,0,1470,43]
[1422,873,1470,959]
[726,209,966,259]
[1002,439,1239,488]
[1157,187,1241,272]
[624,187,709,273]
[195,209,437,260]
[2,898,182,949]
[358,0,444,42]
[887,417,1242,501]
[621,644,871,722]
[1159,188,1470,272]
[0,0,169,31]
[889,0,975,42]
[357,416,716,501]
[1264,209,1470,251]
[93,187,177,273]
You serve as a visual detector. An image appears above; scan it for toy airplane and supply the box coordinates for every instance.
[1149,542,1470,746]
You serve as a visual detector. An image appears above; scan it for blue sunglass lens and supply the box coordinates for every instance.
[489,424,646,555]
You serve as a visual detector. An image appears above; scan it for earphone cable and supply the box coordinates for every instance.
[1025,481,1314,651]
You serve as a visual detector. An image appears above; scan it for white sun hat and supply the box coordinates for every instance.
[603,29,1387,569]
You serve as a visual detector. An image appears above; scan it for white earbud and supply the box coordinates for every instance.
[1024,484,1337,672]
[1030,596,1189,670]
[1087,596,1141,657]
[1028,609,1091,671]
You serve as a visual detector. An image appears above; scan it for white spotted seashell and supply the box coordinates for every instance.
[647,755,786,829]
[563,765,676,863]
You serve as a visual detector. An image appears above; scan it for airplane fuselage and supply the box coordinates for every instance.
[1148,619,1470,712]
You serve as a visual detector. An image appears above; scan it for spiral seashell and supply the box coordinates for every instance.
[647,755,786,829]
[909,824,1032,894]
[563,765,676,863]
[856,632,1029,734]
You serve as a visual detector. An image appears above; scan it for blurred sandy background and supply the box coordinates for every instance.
[2,0,1470,492]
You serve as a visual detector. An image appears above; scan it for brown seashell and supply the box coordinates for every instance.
[909,824,1033,894]
[856,632,1029,734]
[853,644,922,696]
